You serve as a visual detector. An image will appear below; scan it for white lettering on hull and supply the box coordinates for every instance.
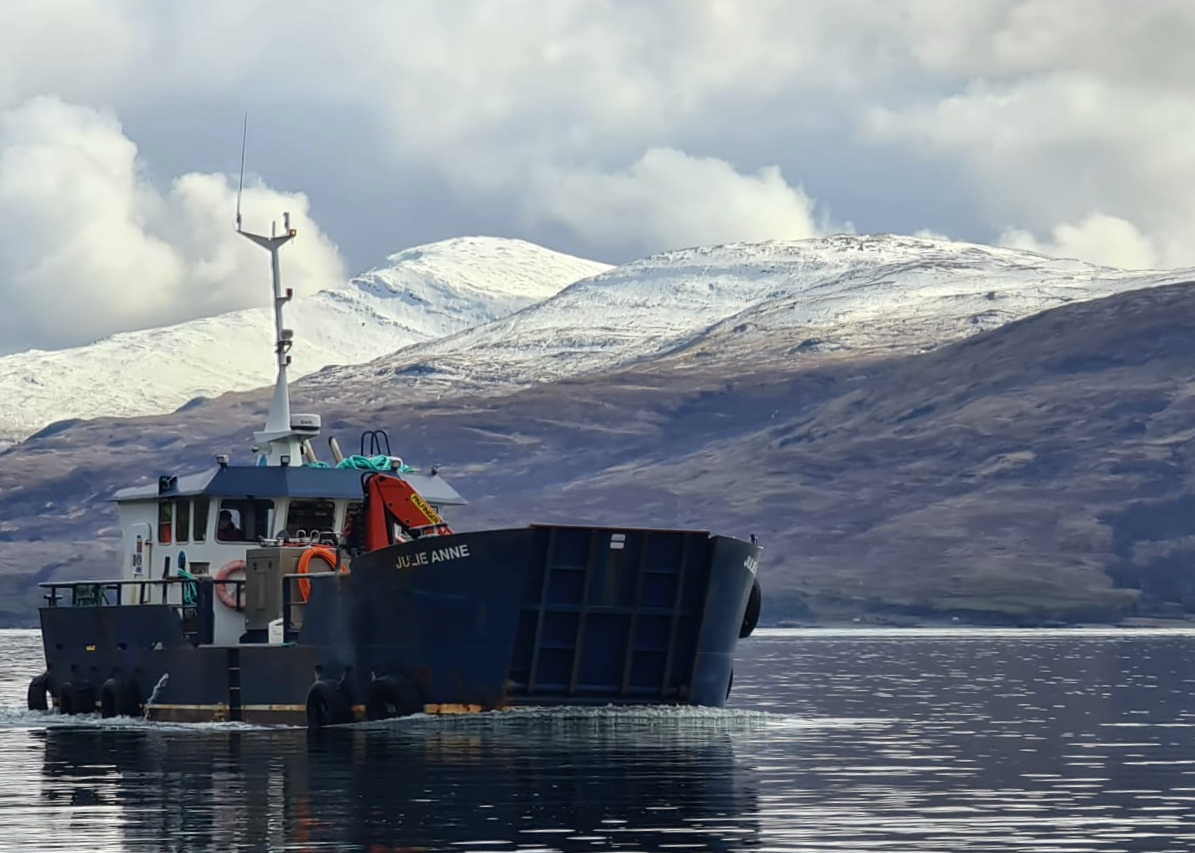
[396,542,472,570]
[431,544,470,563]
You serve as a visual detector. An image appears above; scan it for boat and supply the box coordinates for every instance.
[25,208,764,728]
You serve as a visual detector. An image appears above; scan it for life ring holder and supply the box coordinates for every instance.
[296,546,349,602]
[215,559,247,611]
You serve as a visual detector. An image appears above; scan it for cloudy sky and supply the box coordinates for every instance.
[1,0,1192,354]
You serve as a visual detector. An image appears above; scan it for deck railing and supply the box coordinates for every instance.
[37,577,246,646]
[37,568,344,647]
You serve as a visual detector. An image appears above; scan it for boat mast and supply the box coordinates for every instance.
[235,118,318,467]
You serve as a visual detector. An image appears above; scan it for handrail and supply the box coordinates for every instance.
[38,576,240,646]
[39,576,245,609]
[37,577,243,588]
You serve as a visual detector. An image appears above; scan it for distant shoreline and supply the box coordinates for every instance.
[766,614,1195,630]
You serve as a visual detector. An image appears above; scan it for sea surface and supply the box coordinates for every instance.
[1,627,1194,852]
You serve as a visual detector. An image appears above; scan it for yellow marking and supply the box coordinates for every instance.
[85,645,96,652]
[148,702,501,720]
[410,492,442,524]
[242,704,308,712]
[423,703,484,715]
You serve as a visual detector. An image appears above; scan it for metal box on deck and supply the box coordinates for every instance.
[244,547,304,631]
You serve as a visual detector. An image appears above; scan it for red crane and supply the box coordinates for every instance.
[346,472,455,553]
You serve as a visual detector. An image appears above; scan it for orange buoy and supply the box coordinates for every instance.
[215,559,246,610]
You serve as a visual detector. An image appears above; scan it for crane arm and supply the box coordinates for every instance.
[356,473,454,552]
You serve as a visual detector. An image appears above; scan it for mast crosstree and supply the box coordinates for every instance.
[235,118,319,467]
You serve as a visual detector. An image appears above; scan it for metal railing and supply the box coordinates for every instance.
[38,567,344,647]
[37,577,246,646]
[39,576,244,607]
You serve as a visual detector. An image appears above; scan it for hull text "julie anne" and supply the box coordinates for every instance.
[396,543,471,569]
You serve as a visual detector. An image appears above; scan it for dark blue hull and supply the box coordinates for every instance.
[34,524,761,724]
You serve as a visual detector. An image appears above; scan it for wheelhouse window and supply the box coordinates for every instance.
[158,498,205,544]
[193,498,209,542]
[285,500,336,538]
[157,502,173,544]
[174,498,190,543]
[216,499,275,542]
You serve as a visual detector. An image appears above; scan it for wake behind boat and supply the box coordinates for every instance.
[26,204,763,729]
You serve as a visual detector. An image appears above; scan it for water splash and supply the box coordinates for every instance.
[144,673,169,718]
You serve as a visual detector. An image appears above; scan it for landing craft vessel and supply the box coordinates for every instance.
[26,208,763,729]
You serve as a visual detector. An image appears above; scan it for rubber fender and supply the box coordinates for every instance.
[739,578,762,639]
[305,679,353,730]
[27,672,51,711]
[74,683,97,715]
[57,681,75,715]
[725,669,734,701]
[119,679,144,718]
[59,682,96,716]
[99,678,141,718]
[366,675,423,721]
[100,678,121,718]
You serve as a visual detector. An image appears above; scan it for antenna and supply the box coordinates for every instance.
[235,114,300,467]
[235,113,247,232]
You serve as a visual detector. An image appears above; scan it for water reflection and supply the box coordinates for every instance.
[11,628,1195,851]
[33,713,762,852]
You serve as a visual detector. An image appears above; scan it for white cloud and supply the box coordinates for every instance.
[900,0,1195,86]
[0,96,344,354]
[4,0,1195,337]
[0,0,140,107]
[1001,214,1162,270]
[521,148,822,254]
[867,69,1195,269]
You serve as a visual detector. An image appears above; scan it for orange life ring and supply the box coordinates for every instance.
[296,546,348,602]
[215,559,246,610]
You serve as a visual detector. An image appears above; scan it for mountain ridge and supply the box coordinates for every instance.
[303,233,1192,403]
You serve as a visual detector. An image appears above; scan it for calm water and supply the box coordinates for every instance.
[2,627,1195,852]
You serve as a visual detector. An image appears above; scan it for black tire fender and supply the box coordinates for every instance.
[100,678,121,718]
[366,675,423,721]
[74,683,97,715]
[118,679,143,718]
[306,679,353,730]
[100,678,141,718]
[27,673,52,712]
[59,681,96,716]
[739,578,762,639]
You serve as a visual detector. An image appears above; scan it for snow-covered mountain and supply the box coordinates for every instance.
[0,237,610,449]
[306,234,1194,396]
[7,232,1193,452]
